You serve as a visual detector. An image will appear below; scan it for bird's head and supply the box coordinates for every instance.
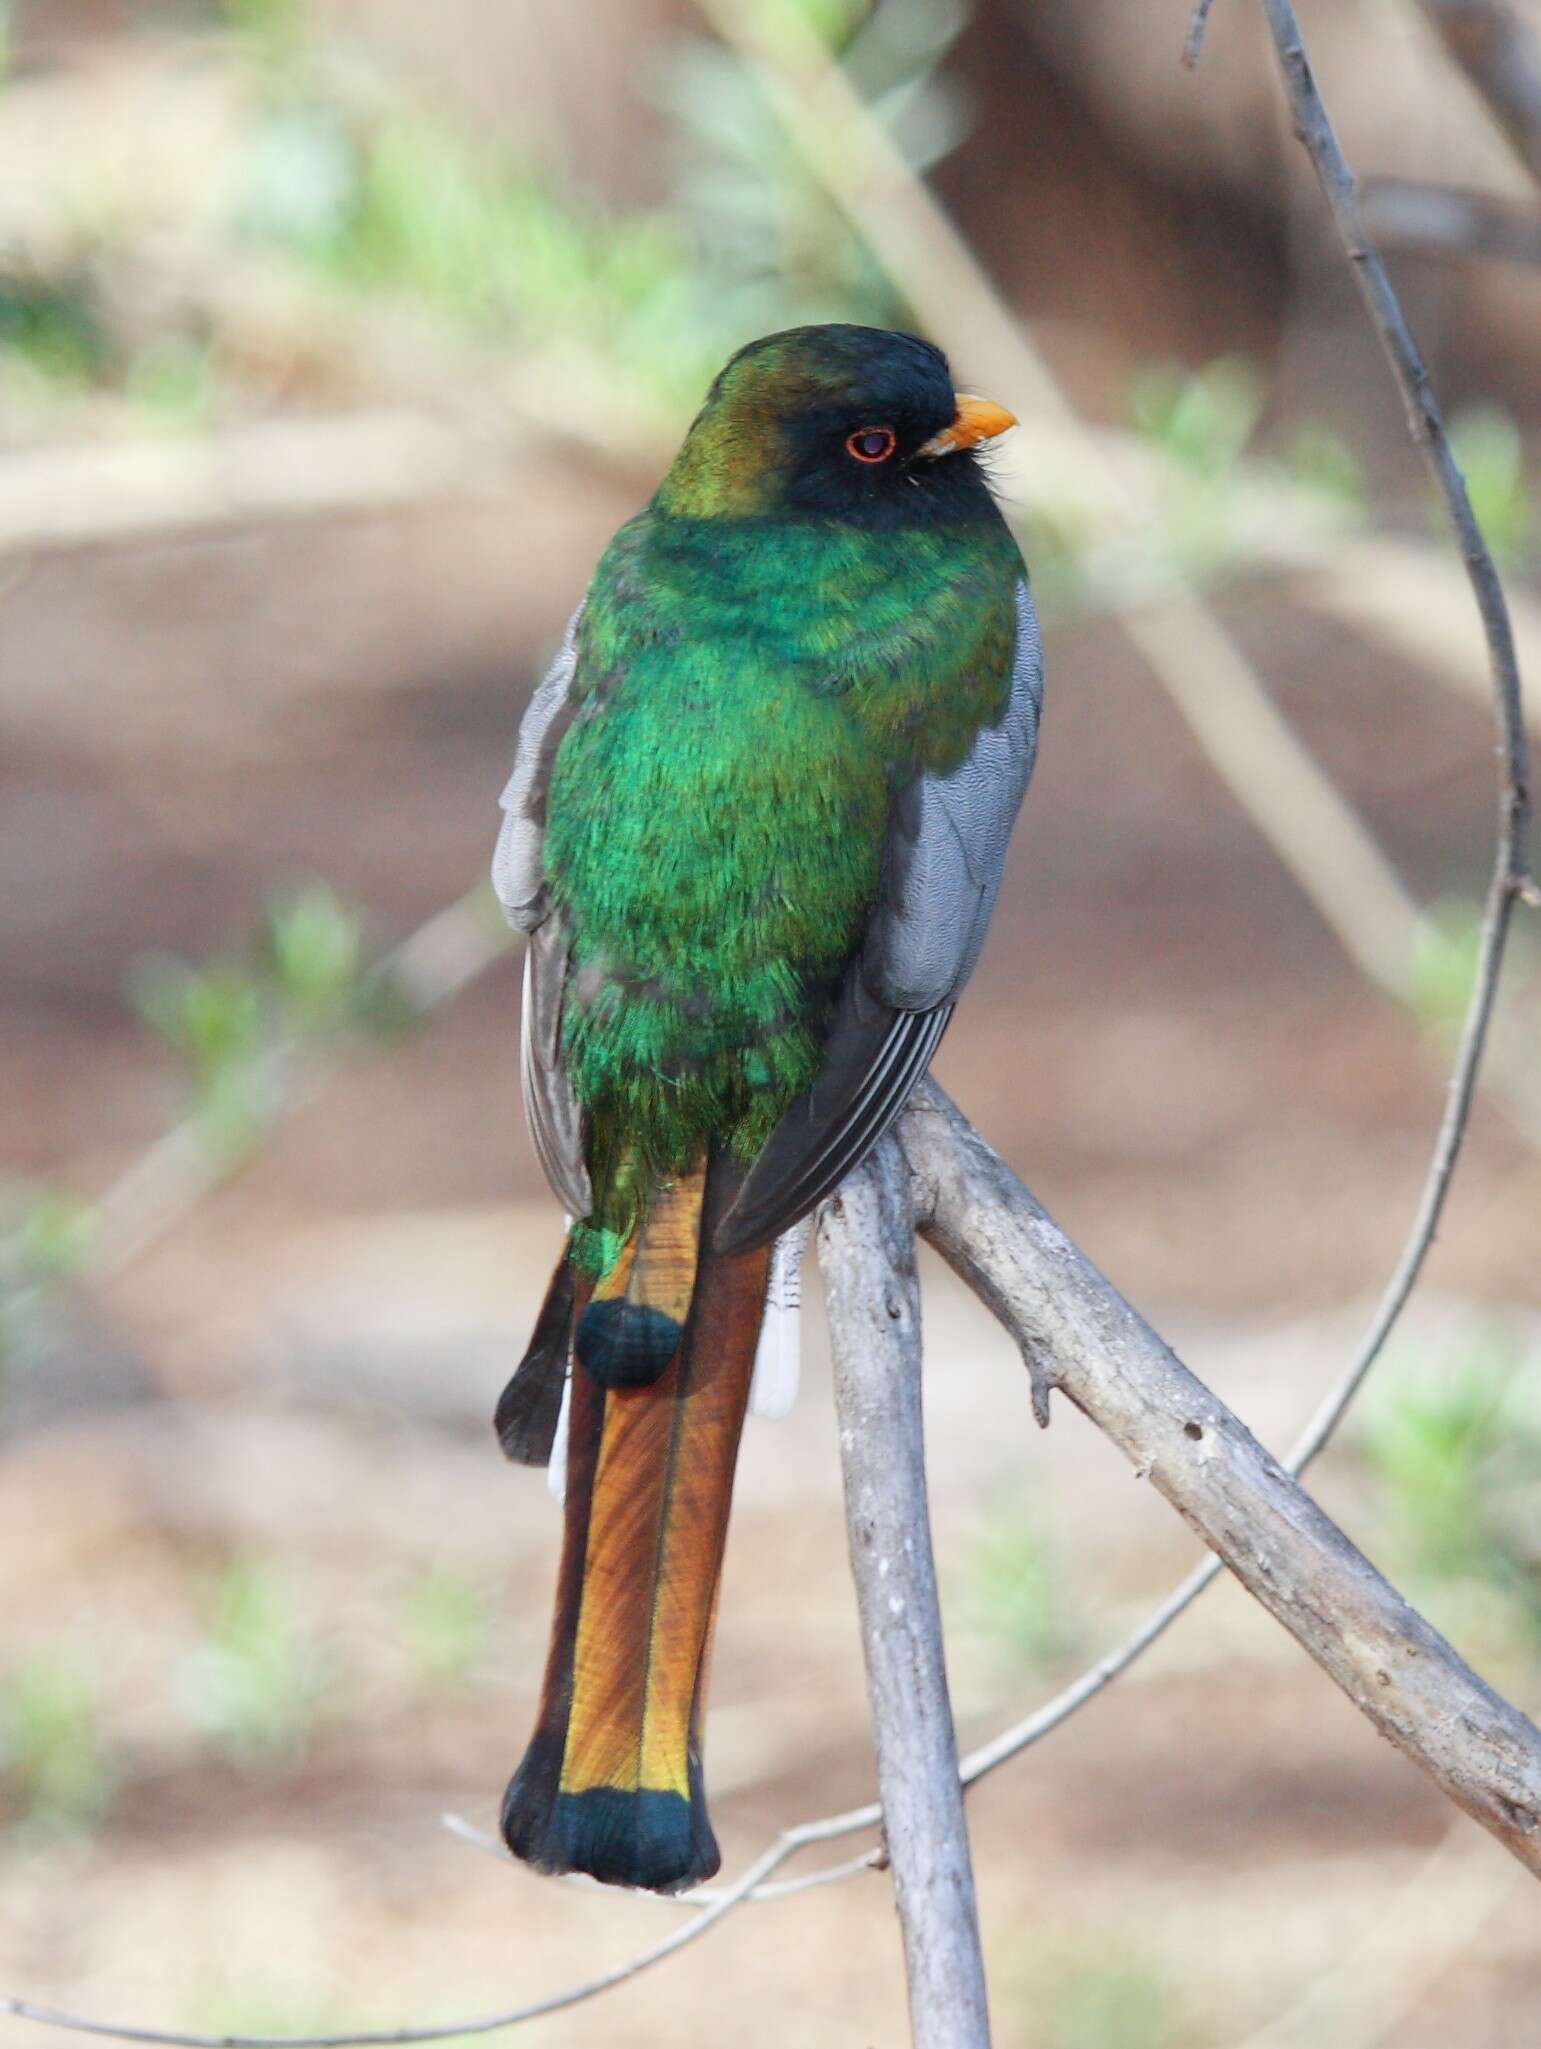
[654,324,1016,526]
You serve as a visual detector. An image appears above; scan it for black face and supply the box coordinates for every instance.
[718,325,1001,529]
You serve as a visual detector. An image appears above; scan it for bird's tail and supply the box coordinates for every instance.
[501,1155,772,1893]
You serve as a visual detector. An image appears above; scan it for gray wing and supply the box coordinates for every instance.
[492,606,593,1218]
[864,580,1043,1010]
[493,605,582,933]
[715,578,1043,1253]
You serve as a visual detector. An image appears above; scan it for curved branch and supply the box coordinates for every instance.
[0,1795,887,2049]
[903,1085,1541,1872]
[1263,0,1535,910]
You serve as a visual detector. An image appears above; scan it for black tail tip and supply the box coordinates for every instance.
[576,1298,682,1390]
[501,1775,719,1895]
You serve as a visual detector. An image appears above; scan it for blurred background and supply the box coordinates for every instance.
[2,1,1540,2043]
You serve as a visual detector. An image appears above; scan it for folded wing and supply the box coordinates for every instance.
[714,578,1043,1253]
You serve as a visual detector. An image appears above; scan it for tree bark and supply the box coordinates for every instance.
[899,1080,1541,1875]
[820,1134,993,2049]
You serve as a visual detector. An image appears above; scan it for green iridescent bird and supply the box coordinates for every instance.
[491,323,1043,1894]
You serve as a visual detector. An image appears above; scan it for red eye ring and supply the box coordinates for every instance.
[846,426,897,464]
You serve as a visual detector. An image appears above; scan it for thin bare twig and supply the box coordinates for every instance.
[1184,0,1223,68]
[0,1795,891,2049]
[1263,0,1533,906]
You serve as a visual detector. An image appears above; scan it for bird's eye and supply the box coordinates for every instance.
[845,426,897,465]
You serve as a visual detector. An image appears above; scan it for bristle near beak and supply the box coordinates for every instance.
[917,393,1018,459]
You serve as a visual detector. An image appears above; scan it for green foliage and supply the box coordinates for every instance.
[6,1185,95,1290]
[0,1185,96,1385]
[238,95,689,404]
[220,0,309,63]
[953,1493,1076,1676]
[1131,356,1265,478]
[130,951,271,1160]
[124,335,218,428]
[0,274,111,388]
[1282,421,1363,508]
[1357,1323,1541,1651]
[1408,895,1485,1046]
[1447,403,1533,569]
[177,1557,337,1770]
[265,883,366,1031]
[187,1976,344,2042]
[0,1654,116,1835]
[131,953,266,1085]
[128,881,374,1156]
[1037,1952,1178,2049]
[399,1565,494,1690]
[653,0,972,370]
[1124,355,1365,593]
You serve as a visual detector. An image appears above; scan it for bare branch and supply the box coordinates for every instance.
[0,1795,888,2048]
[1416,0,1541,189]
[901,1089,1541,1874]
[0,414,507,558]
[1184,0,1223,69]
[819,1137,991,2049]
[1260,1,1535,906]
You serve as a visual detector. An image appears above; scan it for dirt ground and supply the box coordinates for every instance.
[3,455,1541,2045]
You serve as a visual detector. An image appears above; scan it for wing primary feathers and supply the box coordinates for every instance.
[521,927,593,1218]
[714,1000,950,1253]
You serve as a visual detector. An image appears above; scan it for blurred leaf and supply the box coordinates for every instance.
[953,1494,1076,1675]
[9,1186,95,1288]
[1357,1322,1541,1651]
[0,274,110,388]
[1130,355,1265,476]
[0,1185,96,1387]
[1408,895,1484,1045]
[777,0,870,47]
[177,1557,336,1771]
[265,882,365,1031]
[1043,1954,1177,2049]
[651,0,975,373]
[220,0,308,62]
[0,1654,116,1835]
[1447,404,1532,568]
[400,1565,493,1690]
[1283,422,1364,509]
[130,953,265,1080]
[126,335,217,427]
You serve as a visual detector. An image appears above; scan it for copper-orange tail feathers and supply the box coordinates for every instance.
[499,1156,771,1892]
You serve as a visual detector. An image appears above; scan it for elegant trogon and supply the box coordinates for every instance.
[490,323,1043,1894]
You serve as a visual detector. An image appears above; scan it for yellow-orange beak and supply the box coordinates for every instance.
[917,392,1018,459]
